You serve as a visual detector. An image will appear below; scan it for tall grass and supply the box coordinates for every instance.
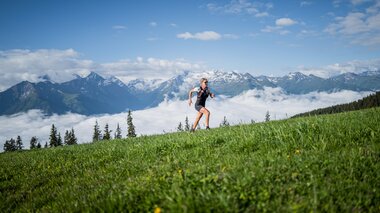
[1,108,379,212]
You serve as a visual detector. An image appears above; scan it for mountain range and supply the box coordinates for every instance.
[0,70,379,116]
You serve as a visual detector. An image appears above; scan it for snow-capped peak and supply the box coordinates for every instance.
[103,76,126,87]
[85,71,104,81]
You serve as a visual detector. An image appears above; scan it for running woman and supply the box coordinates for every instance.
[188,78,215,132]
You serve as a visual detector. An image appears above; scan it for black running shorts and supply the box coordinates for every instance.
[195,104,204,112]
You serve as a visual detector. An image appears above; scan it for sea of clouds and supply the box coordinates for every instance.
[0,87,372,151]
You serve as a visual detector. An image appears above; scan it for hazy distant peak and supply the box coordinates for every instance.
[85,71,104,81]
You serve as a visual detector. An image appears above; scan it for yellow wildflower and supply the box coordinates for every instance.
[154,207,161,213]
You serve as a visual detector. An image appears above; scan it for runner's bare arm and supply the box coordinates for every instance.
[188,89,193,106]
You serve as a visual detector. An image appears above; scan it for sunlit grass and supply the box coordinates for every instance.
[1,108,379,212]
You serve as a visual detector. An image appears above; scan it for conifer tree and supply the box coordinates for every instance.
[114,123,122,139]
[49,124,58,147]
[57,133,62,146]
[93,120,102,142]
[265,111,270,122]
[44,142,48,148]
[37,142,42,149]
[177,122,183,132]
[220,116,230,127]
[30,136,38,149]
[127,110,136,137]
[103,123,112,140]
[16,135,23,150]
[184,116,190,131]
[3,140,9,152]
[69,128,77,145]
[3,138,16,152]
[64,130,70,145]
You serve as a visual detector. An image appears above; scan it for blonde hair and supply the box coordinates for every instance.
[200,78,208,84]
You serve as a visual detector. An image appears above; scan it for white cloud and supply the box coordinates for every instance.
[297,58,380,78]
[261,26,291,35]
[255,12,269,17]
[351,0,372,5]
[150,22,157,27]
[101,57,207,82]
[261,18,297,35]
[0,88,372,151]
[112,25,127,30]
[276,18,297,26]
[0,49,95,91]
[146,37,159,41]
[325,1,380,46]
[206,0,272,17]
[223,34,240,39]
[366,1,380,13]
[325,12,369,35]
[300,1,313,7]
[177,31,222,41]
[333,0,343,7]
[0,49,207,91]
[170,23,178,27]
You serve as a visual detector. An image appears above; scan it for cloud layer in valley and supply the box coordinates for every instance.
[0,88,372,151]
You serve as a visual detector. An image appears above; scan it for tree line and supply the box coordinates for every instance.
[3,110,136,152]
[292,91,380,118]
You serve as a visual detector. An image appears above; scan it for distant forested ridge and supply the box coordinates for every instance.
[292,91,380,118]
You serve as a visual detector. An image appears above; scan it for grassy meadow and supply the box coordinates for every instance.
[1,108,379,212]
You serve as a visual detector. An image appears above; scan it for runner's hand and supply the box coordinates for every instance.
[188,99,192,106]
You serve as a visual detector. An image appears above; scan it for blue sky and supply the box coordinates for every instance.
[0,0,380,80]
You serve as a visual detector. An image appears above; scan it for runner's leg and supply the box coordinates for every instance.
[192,111,203,130]
[199,107,210,127]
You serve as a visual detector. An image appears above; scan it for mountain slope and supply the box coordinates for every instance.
[0,72,140,115]
[1,108,379,211]
[292,91,380,117]
[0,81,72,115]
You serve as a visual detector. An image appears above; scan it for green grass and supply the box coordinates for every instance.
[1,108,380,212]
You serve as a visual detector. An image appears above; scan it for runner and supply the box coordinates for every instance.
[188,78,215,132]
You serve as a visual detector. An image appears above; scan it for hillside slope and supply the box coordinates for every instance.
[293,91,380,118]
[1,108,379,212]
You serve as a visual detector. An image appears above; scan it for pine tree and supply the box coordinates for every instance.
[64,130,70,145]
[57,133,63,146]
[16,135,23,150]
[103,123,112,140]
[265,111,270,122]
[30,136,38,149]
[127,110,136,137]
[49,124,58,147]
[114,123,122,139]
[44,142,48,148]
[93,120,102,142]
[220,116,230,127]
[184,116,190,131]
[3,140,9,152]
[37,142,42,149]
[3,138,16,152]
[69,128,77,145]
[177,122,183,132]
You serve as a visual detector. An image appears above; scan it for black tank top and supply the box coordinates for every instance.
[195,87,210,107]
